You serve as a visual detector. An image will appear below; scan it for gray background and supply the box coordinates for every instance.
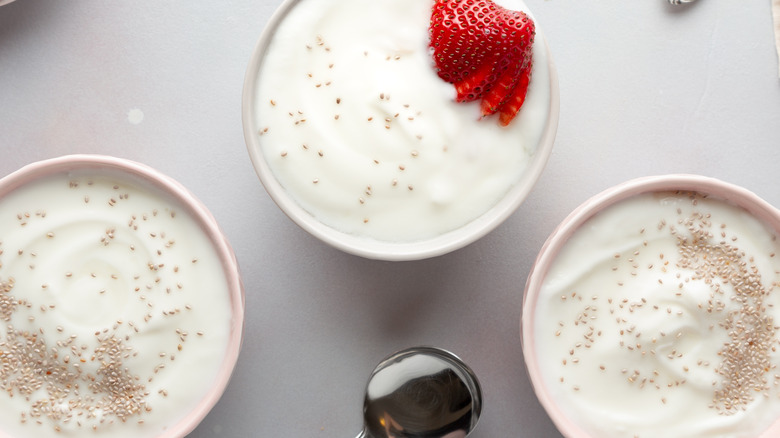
[1,0,780,436]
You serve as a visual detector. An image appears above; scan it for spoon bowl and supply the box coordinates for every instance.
[357,347,482,438]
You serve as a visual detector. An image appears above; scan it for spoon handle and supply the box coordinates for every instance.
[354,430,368,438]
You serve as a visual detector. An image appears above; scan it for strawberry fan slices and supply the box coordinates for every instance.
[430,0,535,126]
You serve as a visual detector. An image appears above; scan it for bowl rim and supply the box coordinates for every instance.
[0,154,245,438]
[241,0,560,261]
[521,174,780,438]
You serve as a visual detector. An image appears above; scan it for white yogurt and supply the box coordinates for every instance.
[534,192,780,438]
[0,170,232,437]
[253,0,551,242]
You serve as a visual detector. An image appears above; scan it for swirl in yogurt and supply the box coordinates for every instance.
[0,170,232,437]
[534,192,780,438]
[253,0,551,242]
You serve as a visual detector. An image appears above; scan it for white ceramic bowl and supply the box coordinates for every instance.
[242,0,560,261]
[0,155,244,438]
[522,174,780,438]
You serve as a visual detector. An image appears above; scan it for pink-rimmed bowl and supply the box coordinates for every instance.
[521,174,780,438]
[242,0,560,261]
[0,155,245,438]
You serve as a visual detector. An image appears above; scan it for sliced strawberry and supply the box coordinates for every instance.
[453,61,501,102]
[429,0,535,126]
[479,50,529,116]
[429,0,498,84]
[497,61,532,126]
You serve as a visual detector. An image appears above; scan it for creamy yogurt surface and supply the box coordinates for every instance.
[534,192,780,438]
[253,0,551,242]
[0,169,232,437]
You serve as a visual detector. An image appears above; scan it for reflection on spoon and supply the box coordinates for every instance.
[356,347,482,438]
[668,0,696,4]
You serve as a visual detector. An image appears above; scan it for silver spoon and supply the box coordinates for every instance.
[356,346,482,438]
[668,0,696,4]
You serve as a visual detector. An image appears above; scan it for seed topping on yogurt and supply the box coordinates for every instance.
[674,206,776,414]
[535,191,780,438]
[254,0,551,242]
[0,170,232,437]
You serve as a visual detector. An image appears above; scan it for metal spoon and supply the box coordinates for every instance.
[668,0,696,4]
[356,346,482,438]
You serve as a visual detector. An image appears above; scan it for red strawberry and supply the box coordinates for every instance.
[454,62,502,103]
[497,61,532,126]
[429,0,535,126]
[479,53,526,116]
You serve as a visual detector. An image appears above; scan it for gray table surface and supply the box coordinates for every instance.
[2,0,780,436]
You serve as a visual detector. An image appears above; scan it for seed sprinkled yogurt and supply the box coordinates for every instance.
[533,191,780,438]
[0,166,235,437]
[252,0,552,242]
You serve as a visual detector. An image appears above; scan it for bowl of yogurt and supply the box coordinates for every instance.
[242,0,559,260]
[0,155,244,437]
[522,174,780,438]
